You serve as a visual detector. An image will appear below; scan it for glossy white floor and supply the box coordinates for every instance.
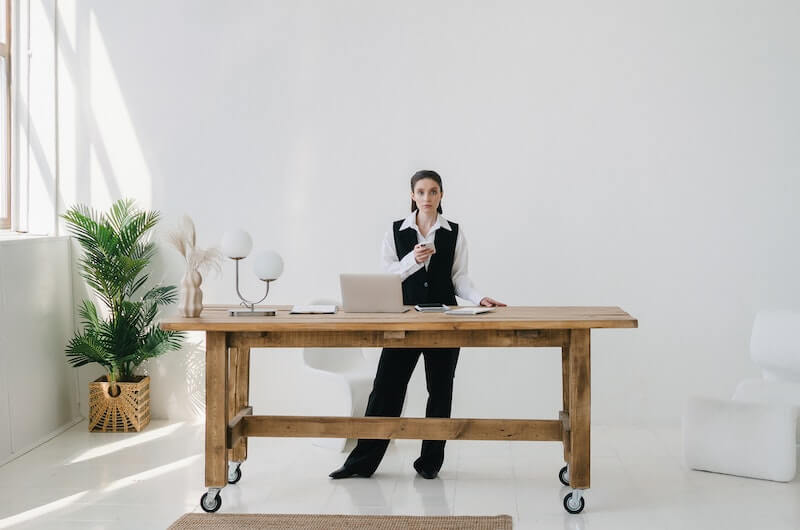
[0,420,798,529]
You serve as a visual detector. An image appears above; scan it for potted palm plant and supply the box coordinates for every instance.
[63,199,185,432]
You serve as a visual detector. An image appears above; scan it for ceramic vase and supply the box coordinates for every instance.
[179,268,203,317]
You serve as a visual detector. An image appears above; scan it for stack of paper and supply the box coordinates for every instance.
[290,305,337,314]
[444,307,494,315]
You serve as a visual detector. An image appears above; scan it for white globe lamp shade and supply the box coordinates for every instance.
[221,229,253,259]
[253,250,283,281]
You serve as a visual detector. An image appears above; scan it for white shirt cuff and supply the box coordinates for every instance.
[400,251,423,280]
[456,288,484,306]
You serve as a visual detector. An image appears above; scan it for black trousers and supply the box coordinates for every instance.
[342,347,460,475]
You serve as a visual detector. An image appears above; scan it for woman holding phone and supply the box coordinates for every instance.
[329,170,505,480]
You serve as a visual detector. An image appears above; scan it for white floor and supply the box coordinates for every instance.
[0,421,798,529]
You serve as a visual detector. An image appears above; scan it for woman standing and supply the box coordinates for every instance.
[329,170,505,480]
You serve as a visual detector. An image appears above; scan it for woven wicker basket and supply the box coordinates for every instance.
[88,375,151,432]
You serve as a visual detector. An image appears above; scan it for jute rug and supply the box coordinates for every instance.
[168,513,512,529]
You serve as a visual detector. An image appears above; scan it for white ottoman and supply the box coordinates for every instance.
[733,378,800,443]
[682,396,798,482]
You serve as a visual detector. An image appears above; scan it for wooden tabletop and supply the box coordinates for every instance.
[159,305,637,332]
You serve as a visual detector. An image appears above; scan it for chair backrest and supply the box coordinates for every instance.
[750,310,800,382]
[303,347,367,372]
[302,298,367,372]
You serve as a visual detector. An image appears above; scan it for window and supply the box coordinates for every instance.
[0,0,9,229]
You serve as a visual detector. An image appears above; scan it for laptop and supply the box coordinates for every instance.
[339,273,411,313]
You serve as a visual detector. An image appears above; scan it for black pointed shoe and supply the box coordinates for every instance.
[413,460,438,479]
[328,466,373,479]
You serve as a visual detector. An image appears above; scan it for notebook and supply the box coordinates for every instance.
[444,307,494,315]
[290,305,337,314]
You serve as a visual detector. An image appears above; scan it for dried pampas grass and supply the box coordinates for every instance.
[167,215,222,275]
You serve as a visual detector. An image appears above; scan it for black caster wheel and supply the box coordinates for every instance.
[228,466,242,484]
[558,465,570,486]
[563,491,585,514]
[200,492,222,513]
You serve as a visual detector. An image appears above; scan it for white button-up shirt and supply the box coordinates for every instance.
[381,211,483,305]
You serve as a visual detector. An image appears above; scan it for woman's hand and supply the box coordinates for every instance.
[480,297,506,307]
[413,243,435,264]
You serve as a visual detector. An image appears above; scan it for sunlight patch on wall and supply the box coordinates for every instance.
[89,11,151,210]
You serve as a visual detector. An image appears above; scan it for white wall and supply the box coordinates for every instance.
[0,236,81,464]
[34,0,800,426]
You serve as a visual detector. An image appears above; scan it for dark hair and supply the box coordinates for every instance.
[410,170,444,213]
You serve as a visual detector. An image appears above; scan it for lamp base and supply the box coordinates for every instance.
[228,309,277,317]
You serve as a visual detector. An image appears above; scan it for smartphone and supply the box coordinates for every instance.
[414,303,450,312]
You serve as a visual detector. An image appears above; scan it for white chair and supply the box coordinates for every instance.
[733,309,800,442]
[748,310,800,382]
[733,379,800,443]
[683,309,800,481]
[300,299,377,452]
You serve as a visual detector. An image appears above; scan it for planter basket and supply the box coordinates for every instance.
[89,375,151,432]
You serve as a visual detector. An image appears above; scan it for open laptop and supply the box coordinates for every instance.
[339,273,410,313]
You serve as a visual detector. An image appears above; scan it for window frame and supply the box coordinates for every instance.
[0,0,10,229]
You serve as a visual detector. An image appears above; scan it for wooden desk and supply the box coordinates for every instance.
[160,305,637,514]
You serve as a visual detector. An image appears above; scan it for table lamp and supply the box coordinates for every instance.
[221,229,283,317]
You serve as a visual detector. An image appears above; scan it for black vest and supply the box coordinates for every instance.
[393,219,459,305]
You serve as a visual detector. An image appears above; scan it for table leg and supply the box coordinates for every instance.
[231,346,250,463]
[568,329,590,489]
[561,343,571,464]
[206,331,228,488]
[227,346,239,464]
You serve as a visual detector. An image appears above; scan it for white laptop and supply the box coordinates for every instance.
[339,273,410,313]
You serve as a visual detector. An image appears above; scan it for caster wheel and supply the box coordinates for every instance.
[200,492,222,513]
[228,466,242,484]
[563,491,585,514]
[558,465,570,486]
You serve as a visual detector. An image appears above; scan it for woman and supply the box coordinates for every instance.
[329,170,505,480]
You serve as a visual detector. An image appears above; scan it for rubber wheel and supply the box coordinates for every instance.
[563,492,585,514]
[558,465,569,486]
[228,466,242,484]
[200,492,222,513]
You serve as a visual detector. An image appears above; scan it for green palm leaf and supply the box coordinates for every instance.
[62,199,184,381]
[143,285,178,306]
[66,332,113,370]
[78,300,101,329]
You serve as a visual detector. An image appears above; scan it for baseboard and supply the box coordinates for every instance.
[0,416,85,467]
